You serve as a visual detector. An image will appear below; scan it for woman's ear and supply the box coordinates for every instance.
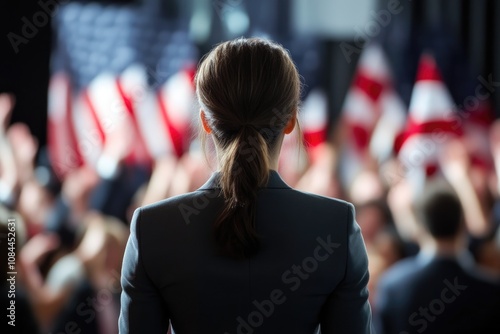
[284,113,297,134]
[200,110,212,134]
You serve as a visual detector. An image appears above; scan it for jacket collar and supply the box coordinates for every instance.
[198,170,291,190]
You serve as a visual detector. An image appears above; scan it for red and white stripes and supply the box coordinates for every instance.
[47,66,196,179]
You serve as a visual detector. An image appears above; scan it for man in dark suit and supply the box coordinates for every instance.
[375,185,500,334]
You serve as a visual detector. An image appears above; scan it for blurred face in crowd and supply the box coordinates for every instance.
[356,204,386,245]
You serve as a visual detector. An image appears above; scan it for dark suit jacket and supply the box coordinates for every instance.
[119,170,372,333]
[375,252,500,334]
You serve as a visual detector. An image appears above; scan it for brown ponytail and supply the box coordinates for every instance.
[195,38,301,259]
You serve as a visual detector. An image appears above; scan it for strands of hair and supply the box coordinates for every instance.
[195,38,301,259]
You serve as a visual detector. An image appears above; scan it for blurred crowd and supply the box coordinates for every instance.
[1,69,500,332]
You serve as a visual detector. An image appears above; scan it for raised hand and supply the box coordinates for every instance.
[19,232,60,267]
[7,123,38,184]
[0,93,15,133]
[440,138,490,237]
[439,138,470,182]
[0,94,19,202]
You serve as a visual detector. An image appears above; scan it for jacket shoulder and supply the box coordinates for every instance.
[134,188,224,228]
[279,187,354,211]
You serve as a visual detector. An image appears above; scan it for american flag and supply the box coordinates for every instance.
[396,53,463,189]
[395,51,495,191]
[339,43,406,186]
[47,1,198,179]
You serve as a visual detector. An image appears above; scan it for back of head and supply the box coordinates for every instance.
[196,38,301,259]
[415,184,463,240]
